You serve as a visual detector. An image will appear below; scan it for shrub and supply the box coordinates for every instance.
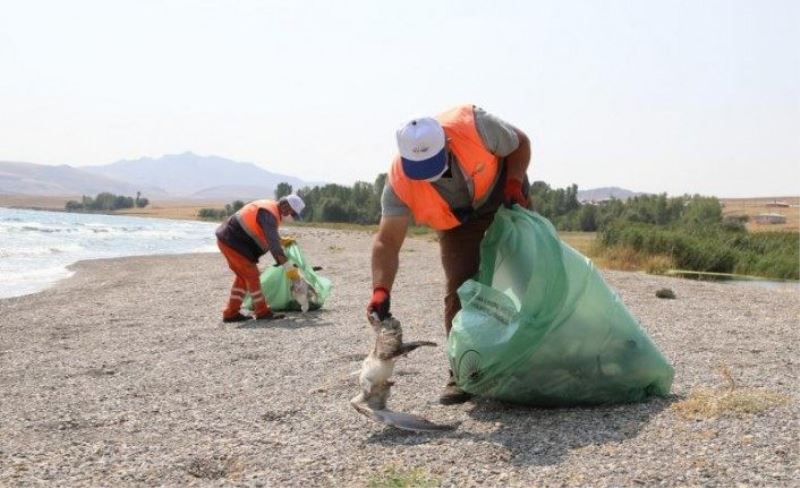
[64,192,145,212]
[295,177,384,225]
[65,200,83,212]
[198,200,248,221]
[599,222,799,279]
[198,208,228,220]
[274,182,293,199]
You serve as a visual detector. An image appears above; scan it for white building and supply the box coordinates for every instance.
[754,213,787,224]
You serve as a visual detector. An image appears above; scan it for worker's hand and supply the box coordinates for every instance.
[503,176,529,208]
[367,286,390,321]
[280,236,296,247]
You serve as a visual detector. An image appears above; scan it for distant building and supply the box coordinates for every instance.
[584,198,613,205]
[766,201,790,208]
[755,213,787,224]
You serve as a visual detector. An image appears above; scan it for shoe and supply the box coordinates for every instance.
[255,311,286,321]
[222,313,252,323]
[439,379,473,405]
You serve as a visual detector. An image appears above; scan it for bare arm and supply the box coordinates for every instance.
[371,215,410,291]
[505,128,531,181]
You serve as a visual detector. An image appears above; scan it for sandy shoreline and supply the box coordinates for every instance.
[1,226,798,487]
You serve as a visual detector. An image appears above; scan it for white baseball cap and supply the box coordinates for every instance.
[396,117,448,181]
[281,194,305,218]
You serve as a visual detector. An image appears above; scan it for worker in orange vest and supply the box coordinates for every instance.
[368,105,531,405]
[216,195,305,322]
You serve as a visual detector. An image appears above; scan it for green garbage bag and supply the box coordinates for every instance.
[243,243,332,312]
[447,207,674,406]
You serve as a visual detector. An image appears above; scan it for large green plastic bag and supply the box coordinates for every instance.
[243,243,332,312]
[447,207,674,406]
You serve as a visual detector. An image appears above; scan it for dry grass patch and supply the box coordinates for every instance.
[559,231,596,255]
[674,388,789,419]
[115,201,225,221]
[673,366,790,420]
[642,254,675,275]
[0,194,76,210]
[368,464,441,488]
[721,196,799,232]
[590,245,676,274]
[184,455,245,480]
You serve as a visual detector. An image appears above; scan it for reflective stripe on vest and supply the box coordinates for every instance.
[388,104,500,230]
[234,199,282,252]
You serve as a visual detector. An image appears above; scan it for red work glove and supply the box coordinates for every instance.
[503,177,529,208]
[367,286,391,321]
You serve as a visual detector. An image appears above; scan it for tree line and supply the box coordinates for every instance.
[276,177,728,233]
[198,175,386,224]
[198,201,245,220]
[201,177,797,279]
[276,175,386,225]
[530,181,728,232]
[65,192,149,212]
[529,182,797,279]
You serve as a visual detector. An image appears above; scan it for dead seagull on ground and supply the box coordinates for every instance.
[291,276,318,313]
[350,314,457,432]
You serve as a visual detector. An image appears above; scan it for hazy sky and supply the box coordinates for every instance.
[1,0,797,197]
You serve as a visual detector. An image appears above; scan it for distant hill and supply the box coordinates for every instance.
[0,152,321,202]
[0,161,163,197]
[84,152,313,199]
[577,187,641,202]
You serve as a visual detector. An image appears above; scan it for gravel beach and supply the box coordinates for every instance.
[1,227,798,487]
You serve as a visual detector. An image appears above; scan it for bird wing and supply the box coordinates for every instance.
[351,399,456,432]
[371,409,458,432]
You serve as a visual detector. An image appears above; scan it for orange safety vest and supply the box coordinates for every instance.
[234,199,282,252]
[388,104,501,230]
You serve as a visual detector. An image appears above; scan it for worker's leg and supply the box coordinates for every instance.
[436,210,497,405]
[218,240,271,318]
[222,275,247,319]
[438,211,497,336]
[237,259,271,318]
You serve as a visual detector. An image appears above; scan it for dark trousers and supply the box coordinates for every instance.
[437,210,497,336]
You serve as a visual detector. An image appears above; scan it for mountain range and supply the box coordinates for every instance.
[0,153,642,203]
[0,161,153,197]
[576,187,641,202]
[0,152,317,201]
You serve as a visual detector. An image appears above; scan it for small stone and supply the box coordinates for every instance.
[655,288,676,299]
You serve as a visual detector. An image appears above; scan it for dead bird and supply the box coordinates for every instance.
[350,314,457,432]
[291,277,318,313]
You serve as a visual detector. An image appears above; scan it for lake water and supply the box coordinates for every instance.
[0,207,218,299]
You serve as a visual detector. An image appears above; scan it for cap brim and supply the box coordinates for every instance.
[401,148,447,181]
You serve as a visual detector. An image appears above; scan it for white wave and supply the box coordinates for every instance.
[0,207,218,299]
[0,266,75,299]
[0,245,84,258]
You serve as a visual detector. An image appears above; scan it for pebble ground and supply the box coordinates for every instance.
[1,227,797,486]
